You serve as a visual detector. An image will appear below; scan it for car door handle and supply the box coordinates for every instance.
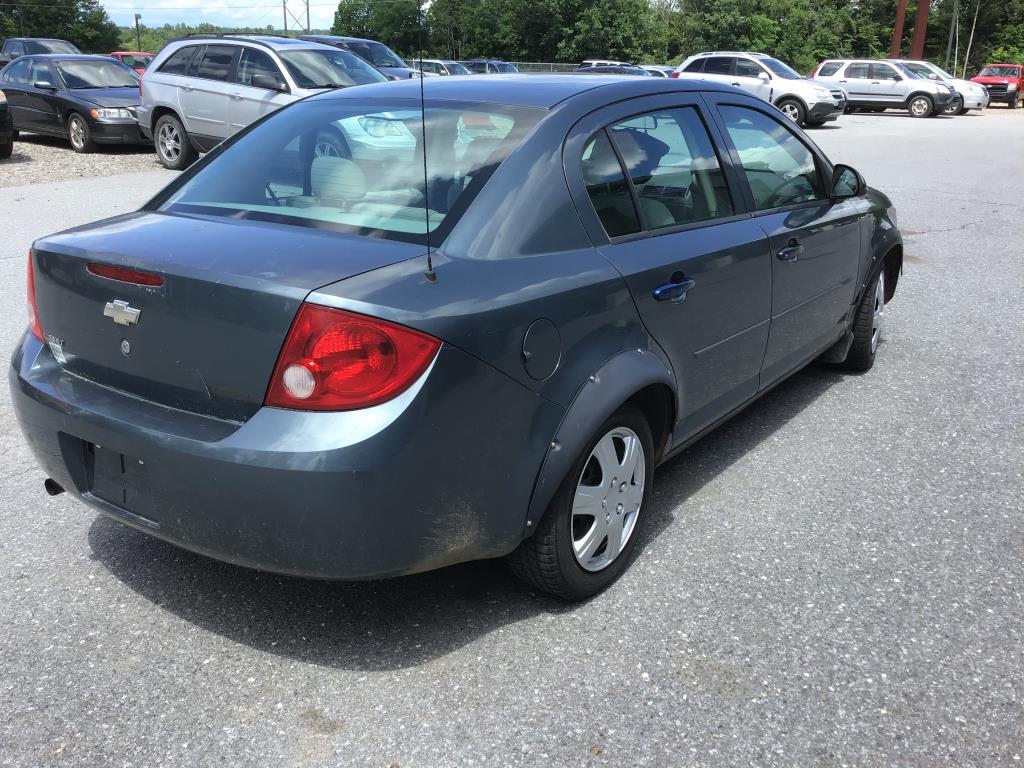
[731,81,742,86]
[180,84,192,91]
[776,239,804,263]
[653,276,696,303]
[230,93,243,100]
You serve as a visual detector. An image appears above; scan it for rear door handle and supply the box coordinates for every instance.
[230,93,243,100]
[776,239,804,263]
[731,81,742,86]
[653,276,696,303]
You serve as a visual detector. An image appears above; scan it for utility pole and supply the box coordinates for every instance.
[962,0,980,78]
[909,0,931,59]
[280,0,309,36]
[944,0,959,69]
[134,13,142,51]
[890,0,908,57]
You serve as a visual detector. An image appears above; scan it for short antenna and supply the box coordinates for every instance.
[417,0,437,283]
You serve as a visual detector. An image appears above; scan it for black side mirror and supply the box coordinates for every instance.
[891,74,902,81]
[251,73,288,92]
[33,81,56,91]
[831,164,865,199]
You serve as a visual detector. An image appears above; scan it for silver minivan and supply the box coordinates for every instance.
[137,34,386,169]
[812,59,957,117]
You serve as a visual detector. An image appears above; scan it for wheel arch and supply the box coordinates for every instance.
[523,349,677,536]
[150,105,181,132]
[882,243,902,303]
[906,91,934,107]
[774,92,808,112]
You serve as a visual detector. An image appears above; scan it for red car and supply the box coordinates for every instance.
[108,51,154,75]
[970,63,1023,108]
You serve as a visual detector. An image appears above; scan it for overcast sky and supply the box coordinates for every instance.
[102,0,338,33]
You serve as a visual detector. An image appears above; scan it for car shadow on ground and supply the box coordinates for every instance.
[14,133,154,155]
[88,364,845,671]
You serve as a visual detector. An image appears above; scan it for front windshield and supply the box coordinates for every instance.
[894,62,922,78]
[120,54,153,69]
[26,40,78,54]
[979,65,1020,77]
[446,61,470,75]
[343,41,405,69]
[279,49,387,88]
[160,99,544,245]
[56,60,137,88]
[760,58,802,79]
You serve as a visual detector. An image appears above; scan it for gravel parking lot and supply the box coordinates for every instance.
[0,133,162,188]
[0,108,1021,767]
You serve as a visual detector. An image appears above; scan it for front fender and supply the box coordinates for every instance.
[523,348,676,533]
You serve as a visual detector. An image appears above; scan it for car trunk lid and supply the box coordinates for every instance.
[31,211,423,422]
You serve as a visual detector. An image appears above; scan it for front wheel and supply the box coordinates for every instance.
[944,96,963,115]
[67,113,95,153]
[776,98,806,125]
[1008,93,1020,109]
[842,270,885,372]
[508,404,654,600]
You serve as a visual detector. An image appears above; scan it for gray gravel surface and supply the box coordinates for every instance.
[0,109,1021,767]
[0,133,164,188]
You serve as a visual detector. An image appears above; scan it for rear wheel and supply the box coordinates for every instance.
[776,98,806,125]
[67,113,95,153]
[842,270,885,372]
[155,113,198,170]
[508,404,653,600]
[908,95,933,118]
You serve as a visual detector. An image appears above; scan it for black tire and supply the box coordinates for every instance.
[508,403,654,601]
[67,113,95,153]
[907,95,933,118]
[312,127,349,158]
[10,128,18,141]
[154,113,198,170]
[1008,93,1020,109]
[944,96,963,115]
[955,105,969,116]
[776,97,806,125]
[0,139,11,160]
[842,270,885,372]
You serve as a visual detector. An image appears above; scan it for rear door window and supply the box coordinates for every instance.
[193,45,235,81]
[160,46,198,75]
[870,62,898,80]
[4,58,30,83]
[703,57,733,75]
[608,108,734,230]
[719,105,825,210]
[682,58,704,73]
[582,131,641,237]
[845,63,870,79]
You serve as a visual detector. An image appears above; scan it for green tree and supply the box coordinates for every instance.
[1,0,120,53]
[331,0,421,57]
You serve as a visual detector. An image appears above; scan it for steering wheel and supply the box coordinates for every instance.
[766,174,813,208]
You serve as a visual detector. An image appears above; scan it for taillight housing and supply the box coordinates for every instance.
[27,251,44,341]
[265,304,440,411]
[670,71,680,78]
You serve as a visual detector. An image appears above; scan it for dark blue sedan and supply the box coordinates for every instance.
[10,75,902,599]
[0,54,144,152]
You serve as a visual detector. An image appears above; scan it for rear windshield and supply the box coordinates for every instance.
[160,98,544,245]
[26,40,79,54]
[119,54,152,68]
[278,48,386,88]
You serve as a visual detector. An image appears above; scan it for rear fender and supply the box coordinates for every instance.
[523,348,676,533]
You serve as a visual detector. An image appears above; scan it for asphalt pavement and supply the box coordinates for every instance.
[0,109,1021,767]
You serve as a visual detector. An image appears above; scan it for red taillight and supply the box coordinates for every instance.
[88,262,164,286]
[27,251,44,341]
[265,304,440,411]
[670,71,680,78]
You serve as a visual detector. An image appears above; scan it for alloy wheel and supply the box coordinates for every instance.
[314,140,340,158]
[910,97,930,117]
[69,117,86,150]
[871,270,885,354]
[780,102,801,122]
[158,122,181,163]
[945,97,962,115]
[571,426,645,572]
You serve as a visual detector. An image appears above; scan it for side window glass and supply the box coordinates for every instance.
[6,58,30,83]
[720,106,825,210]
[818,62,841,76]
[194,45,234,81]
[582,131,641,238]
[870,63,897,80]
[29,61,50,84]
[735,58,763,78]
[10,42,25,57]
[703,57,732,75]
[160,46,196,75]
[608,107,734,229]
[236,48,281,87]
[682,58,704,73]
[845,63,870,79]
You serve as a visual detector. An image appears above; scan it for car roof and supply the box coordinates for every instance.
[303,35,385,45]
[112,51,152,55]
[164,35,339,52]
[5,37,71,42]
[12,54,118,61]
[690,51,770,58]
[313,73,736,109]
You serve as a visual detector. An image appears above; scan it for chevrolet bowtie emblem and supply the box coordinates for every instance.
[103,299,141,327]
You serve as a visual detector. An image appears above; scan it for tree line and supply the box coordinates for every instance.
[2,0,1023,75]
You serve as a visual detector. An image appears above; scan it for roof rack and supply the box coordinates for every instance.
[171,33,289,49]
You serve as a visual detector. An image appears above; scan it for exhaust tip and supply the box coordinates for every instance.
[44,478,65,496]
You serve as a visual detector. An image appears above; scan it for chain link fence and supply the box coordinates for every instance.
[508,62,579,73]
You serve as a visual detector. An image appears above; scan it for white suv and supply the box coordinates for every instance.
[672,51,845,127]
[811,59,957,117]
[890,59,989,115]
[138,34,386,170]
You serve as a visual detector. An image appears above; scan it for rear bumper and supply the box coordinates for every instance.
[10,333,561,579]
[89,119,148,145]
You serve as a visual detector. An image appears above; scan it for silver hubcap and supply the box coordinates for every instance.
[781,103,800,121]
[69,118,85,149]
[911,98,929,116]
[158,123,180,161]
[571,427,645,572]
[871,270,885,354]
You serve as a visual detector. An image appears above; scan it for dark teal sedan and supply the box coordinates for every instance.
[10,75,902,599]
